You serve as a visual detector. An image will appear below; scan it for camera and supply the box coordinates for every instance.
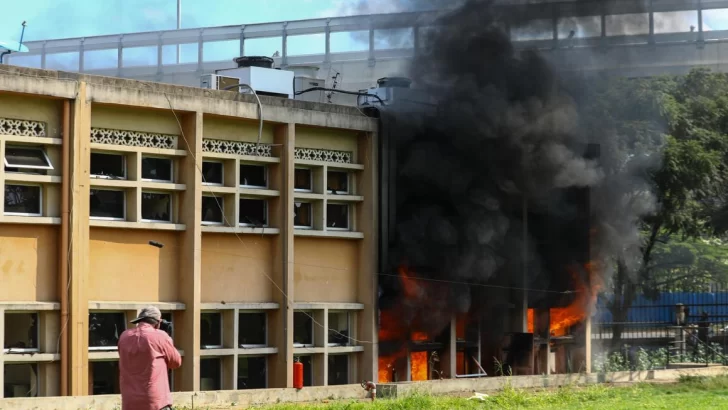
[159,319,173,336]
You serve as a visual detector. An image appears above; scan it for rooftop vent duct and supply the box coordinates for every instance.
[377,77,412,88]
[233,56,275,69]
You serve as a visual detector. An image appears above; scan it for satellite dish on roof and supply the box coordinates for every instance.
[1,21,28,64]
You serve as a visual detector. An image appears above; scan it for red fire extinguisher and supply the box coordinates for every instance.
[293,357,304,389]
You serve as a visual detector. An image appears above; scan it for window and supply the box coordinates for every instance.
[298,355,313,387]
[201,196,224,225]
[294,168,312,191]
[90,189,125,220]
[4,146,53,171]
[200,312,223,349]
[293,311,313,347]
[200,358,222,391]
[3,363,38,397]
[161,312,173,338]
[141,156,173,182]
[328,355,349,385]
[202,161,223,185]
[327,203,349,230]
[4,185,41,216]
[294,202,312,228]
[239,312,266,347]
[88,312,126,350]
[90,361,120,395]
[238,356,267,389]
[239,198,267,227]
[90,152,126,179]
[240,164,267,188]
[327,170,349,194]
[328,311,350,346]
[3,313,39,353]
[141,192,172,222]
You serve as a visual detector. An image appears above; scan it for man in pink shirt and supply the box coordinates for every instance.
[118,306,182,410]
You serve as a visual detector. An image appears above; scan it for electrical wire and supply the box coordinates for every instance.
[222,83,263,147]
[294,86,385,105]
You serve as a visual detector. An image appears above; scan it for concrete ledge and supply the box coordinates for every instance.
[3,353,60,362]
[201,302,279,310]
[293,302,365,310]
[0,302,60,311]
[88,301,186,311]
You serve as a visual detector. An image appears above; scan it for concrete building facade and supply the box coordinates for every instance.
[0,65,378,398]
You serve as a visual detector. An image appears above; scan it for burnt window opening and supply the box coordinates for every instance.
[294,202,312,228]
[240,164,267,188]
[90,361,120,395]
[201,196,224,225]
[4,146,53,173]
[328,354,349,385]
[294,168,312,192]
[298,355,313,387]
[293,311,313,347]
[141,156,173,182]
[326,203,350,230]
[3,312,39,353]
[327,170,349,194]
[90,152,126,179]
[141,192,172,222]
[239,198,267,227]
[88,312,126,350]
[89,189,125,220]
[238,356,267,389]
[200,312,223,349]
[328,311,350,346]
[3,363,38,397]
[202,161,223,185]
[239,312,266,347]
[200,358,222,391]
[4,184,41,216]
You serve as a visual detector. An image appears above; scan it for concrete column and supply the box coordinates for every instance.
[269,123,295,388]
[648,0,655,44]
[156,33,164,82]
[356,131,378,382]
[313,310,327,386]
[281,22,289,67]
[117,36,123,77]
[41,41,47,69]
[698,2,705,47]
[69,82,92,396]
[441,315,457,378]
[78,39,85,72]
[368,28,375,67]
[0,307,5,398]
[197,29,204,72]
[584,314,592,373]
[176,112,203,392]
[239,26,246,57]
[324,20,331,65]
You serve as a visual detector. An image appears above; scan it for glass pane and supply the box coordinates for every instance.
[200,313,222,347]
[294,202,312,227]
[4,147,51,169]
[327,171,349,193]
[90,153,125,178]
[239,198,267,226]
[4,185,41,215]
[294,168,311,190]
[238,356,267,389]
[326,203,349,229]
[3,363,38,397]
[239,164,267,187]
[201,196,224,224]
[293,312,313,345]
[91,361,120,395]
[200,358,222,391]
[328,355,349,385]
[88,312,126,347]
[239,313,266,346]
[202,161,223,184]
[328,312,349,345]
[90,189,125,219]
[141,192,171,222]
[4,313,39,349]
[142,157,173,181]
[299,355,313,387]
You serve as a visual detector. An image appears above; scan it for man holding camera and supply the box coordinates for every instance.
[118,306,182,410]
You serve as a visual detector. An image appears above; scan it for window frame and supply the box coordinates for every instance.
[201,160,224,186]
[327,311,350,347]
[141,155,174,183]
[3,311,40,354]
[238,311,268,349]
[90,151,127,180]
[238,197,268,228]
[141,190,173,223]
[88,311,127,351]
[293,311,314,348]
[89,188,126,221]
[4,183,42,217]
[327,354,350,386]
[326,202,350,231]
[200,311,224,349]
[201,195,225,226]
[239,163,268,189]
[200,357,224,391]
[4,145,53,171]
[293,201,313,229]
[237,355,268,389]
[327,170,350,195]
[294,167,313,193]
[3,362,40,397]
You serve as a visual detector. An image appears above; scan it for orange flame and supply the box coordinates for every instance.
[412,331,428,341]
[411,351,428,381]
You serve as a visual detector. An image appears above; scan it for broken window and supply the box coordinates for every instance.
[239,198,267,227]
[4,146,53,173]
[90,361,120,395]
[327,170,349,194]
[298,355,313,387]
[141,156,173,182]
[201,196,224,225]
[238,356,267,389]
[90,152,126,179]
[200,358,222,391]
[4,185,41,216]
[202,161,223,185]
[89,189,125,220]
[88,312,126,350]
[238,312,266,347]
[294,168,312,191]
[200,312,223,349]
[326,203,349,230]
[3,312,39,353]
[141,192,172,222]
[294,202,312,228]
[328,311,350,346]
[328,355,349,385]
[239,164,267,188]
[293,311,313,347]
[3,363,38,397]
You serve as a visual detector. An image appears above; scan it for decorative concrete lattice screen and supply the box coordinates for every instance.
[294,148,352,164]
[202,139,273,157]
[90,127,178,149]
[0,117,47,137]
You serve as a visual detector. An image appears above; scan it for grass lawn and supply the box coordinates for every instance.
[255,374,728,410]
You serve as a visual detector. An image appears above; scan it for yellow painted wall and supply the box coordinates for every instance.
[295,126,358,157]
[293,237,358,303]
[0,94,61,137]
[202,115,275,144]
[0,225,58,301]
[201,233,274,303]
[91,104,180,136]
[88,228,179,301]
